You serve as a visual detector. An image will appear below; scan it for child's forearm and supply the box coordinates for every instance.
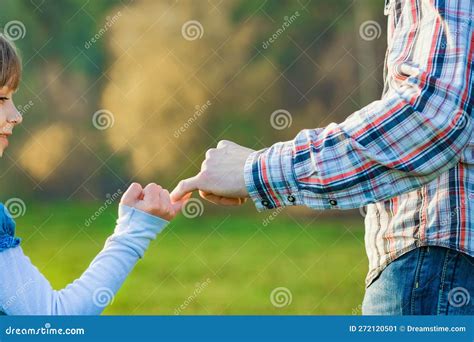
[0,205,167,315]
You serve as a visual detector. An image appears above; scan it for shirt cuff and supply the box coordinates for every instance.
[108,204,169,258]
[244,141,303,211]
[115,204,169,235]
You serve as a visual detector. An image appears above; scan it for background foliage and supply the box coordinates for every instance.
[1,0,387,314]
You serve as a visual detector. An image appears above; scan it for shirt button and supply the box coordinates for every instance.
[329,199,338,206]
[287,195,296,203]
[261,200,270,207]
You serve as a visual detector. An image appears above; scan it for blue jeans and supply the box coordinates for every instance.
[362,246,474,315]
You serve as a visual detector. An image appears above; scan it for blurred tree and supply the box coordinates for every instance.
[102,0,386,187]
[0,0,387,200]
[0,0,128,199]
[102,0,277,182]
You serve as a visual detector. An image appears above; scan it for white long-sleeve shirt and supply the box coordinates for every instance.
[0,204,168,315]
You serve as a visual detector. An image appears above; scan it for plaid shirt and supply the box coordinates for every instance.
[244,0,474,286]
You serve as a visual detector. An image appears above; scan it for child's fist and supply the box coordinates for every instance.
[121,182,190,221]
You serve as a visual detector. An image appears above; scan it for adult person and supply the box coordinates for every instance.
[172,0,474,315]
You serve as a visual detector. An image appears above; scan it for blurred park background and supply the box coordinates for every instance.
[0,0,387,314]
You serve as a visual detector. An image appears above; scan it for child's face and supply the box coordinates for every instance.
[0,86,22,157]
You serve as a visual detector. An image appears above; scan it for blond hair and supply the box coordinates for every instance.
[0,35,21,90]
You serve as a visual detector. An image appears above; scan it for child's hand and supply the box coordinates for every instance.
[120,183,190,221]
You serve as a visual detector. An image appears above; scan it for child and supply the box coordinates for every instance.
[0,35,188,314]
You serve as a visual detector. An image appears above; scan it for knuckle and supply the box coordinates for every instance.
[205,148,216,158]
[148,183,162,192]
[217,140,229,148]
[130,182,142,190]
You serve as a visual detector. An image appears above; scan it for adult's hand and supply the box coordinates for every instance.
[171,140,255,206]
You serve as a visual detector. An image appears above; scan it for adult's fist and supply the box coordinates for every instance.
[171,140,255,206]
[121,182,190,221]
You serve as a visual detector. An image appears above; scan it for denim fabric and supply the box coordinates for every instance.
[0,204,20,252]
[362,246,474,315]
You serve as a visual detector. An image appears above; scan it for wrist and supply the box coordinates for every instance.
[116,204,169,235]
[244,142,301,211]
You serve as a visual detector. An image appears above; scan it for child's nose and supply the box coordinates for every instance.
[7,106,22,125]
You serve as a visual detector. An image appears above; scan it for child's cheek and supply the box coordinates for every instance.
[0,121,6,131]
[0,107,6,129]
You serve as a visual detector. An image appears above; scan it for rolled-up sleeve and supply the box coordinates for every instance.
[245,0,473,211]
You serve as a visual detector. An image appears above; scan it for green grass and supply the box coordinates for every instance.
[15,201,368,315]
